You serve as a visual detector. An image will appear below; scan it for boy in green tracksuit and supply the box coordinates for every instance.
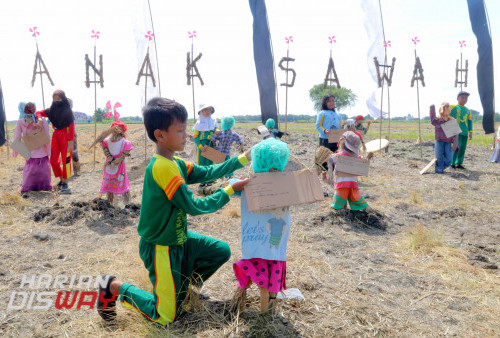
[450,91,473,169]
[97,97,251,324]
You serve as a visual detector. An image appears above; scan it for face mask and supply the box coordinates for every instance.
[53,101,64,107]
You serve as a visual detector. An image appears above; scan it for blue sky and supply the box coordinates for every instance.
[0,0,498,121]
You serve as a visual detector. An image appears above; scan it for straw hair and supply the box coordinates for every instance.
[314,146,333,172]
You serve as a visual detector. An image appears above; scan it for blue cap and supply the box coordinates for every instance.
[457,91,470,99]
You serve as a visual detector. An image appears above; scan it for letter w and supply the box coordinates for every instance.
[55,291,79,309]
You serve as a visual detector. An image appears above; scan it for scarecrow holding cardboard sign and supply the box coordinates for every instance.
[326,131,369,211]
[13,102,52,192]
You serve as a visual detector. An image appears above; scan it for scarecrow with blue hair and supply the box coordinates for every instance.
[211,116,243,177]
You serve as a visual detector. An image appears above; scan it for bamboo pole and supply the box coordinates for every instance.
[93,41,97,169]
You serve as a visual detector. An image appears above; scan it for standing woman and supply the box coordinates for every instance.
[36,89,75,193]
[316,94,342,152]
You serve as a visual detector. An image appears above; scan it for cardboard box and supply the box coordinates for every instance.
[334,155,369,176]
[201,146,227,164]
[244,169,324,212]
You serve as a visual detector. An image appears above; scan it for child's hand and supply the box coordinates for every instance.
[244,147,252,161]
[231,178,249,192]
[201,145,207,151]
[324,129,330,135]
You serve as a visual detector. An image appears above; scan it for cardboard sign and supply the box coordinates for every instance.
[22,128,49,151]
[11,139,31,160]
[441,119,462,138]
[327,129,346,143]
[244,169,324,212]
[257,125,270,138]
[201,146,227,164]
[334,155,369,176]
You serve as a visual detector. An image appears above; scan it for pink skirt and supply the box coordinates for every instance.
[21,156,52,192]
[233,258,286,293]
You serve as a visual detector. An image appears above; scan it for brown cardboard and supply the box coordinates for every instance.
[11,139,31,160]
[420,158,437,175]
[22,129,49,151]
[244,169,324,212]
[334,155,369,176]
[257,125,270,138]
[441,119,462,138]
[327,129,346,143]
[201,146,227,164]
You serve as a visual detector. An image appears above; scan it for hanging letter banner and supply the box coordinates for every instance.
[467,0,495,134]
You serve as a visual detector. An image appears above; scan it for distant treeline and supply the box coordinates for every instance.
[71,111,500,124]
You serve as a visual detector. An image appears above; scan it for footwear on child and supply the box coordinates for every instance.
[60,182,71,193]
[97,274,117,321]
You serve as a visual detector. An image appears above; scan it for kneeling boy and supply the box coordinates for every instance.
[97,98,251,324]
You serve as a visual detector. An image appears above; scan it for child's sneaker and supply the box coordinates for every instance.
[97,275,117,321]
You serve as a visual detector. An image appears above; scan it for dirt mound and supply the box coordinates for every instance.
[311,208,387,232]
[31,198,141,232]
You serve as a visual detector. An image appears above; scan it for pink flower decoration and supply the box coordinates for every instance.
[188,30,197,39]
[105,101,122,121]
[91,29,100,39]
[383,40,391,47]
[285,36,293,44]
[328,36,336,44]
[412,36,420,45]
[29,27,40,37]
[459,40,466,48]
[145,30,155,41]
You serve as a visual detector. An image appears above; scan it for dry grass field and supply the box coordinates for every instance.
[0,121,499,337]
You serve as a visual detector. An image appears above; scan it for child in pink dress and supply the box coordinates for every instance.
[13,102,52,192]
[99,120,134,204]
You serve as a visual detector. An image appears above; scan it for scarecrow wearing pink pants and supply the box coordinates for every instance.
[230,138,291,312]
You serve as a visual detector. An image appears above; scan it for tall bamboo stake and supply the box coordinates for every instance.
[144,47,149,162]
[93,38,97,169]
[414,48,422,158]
